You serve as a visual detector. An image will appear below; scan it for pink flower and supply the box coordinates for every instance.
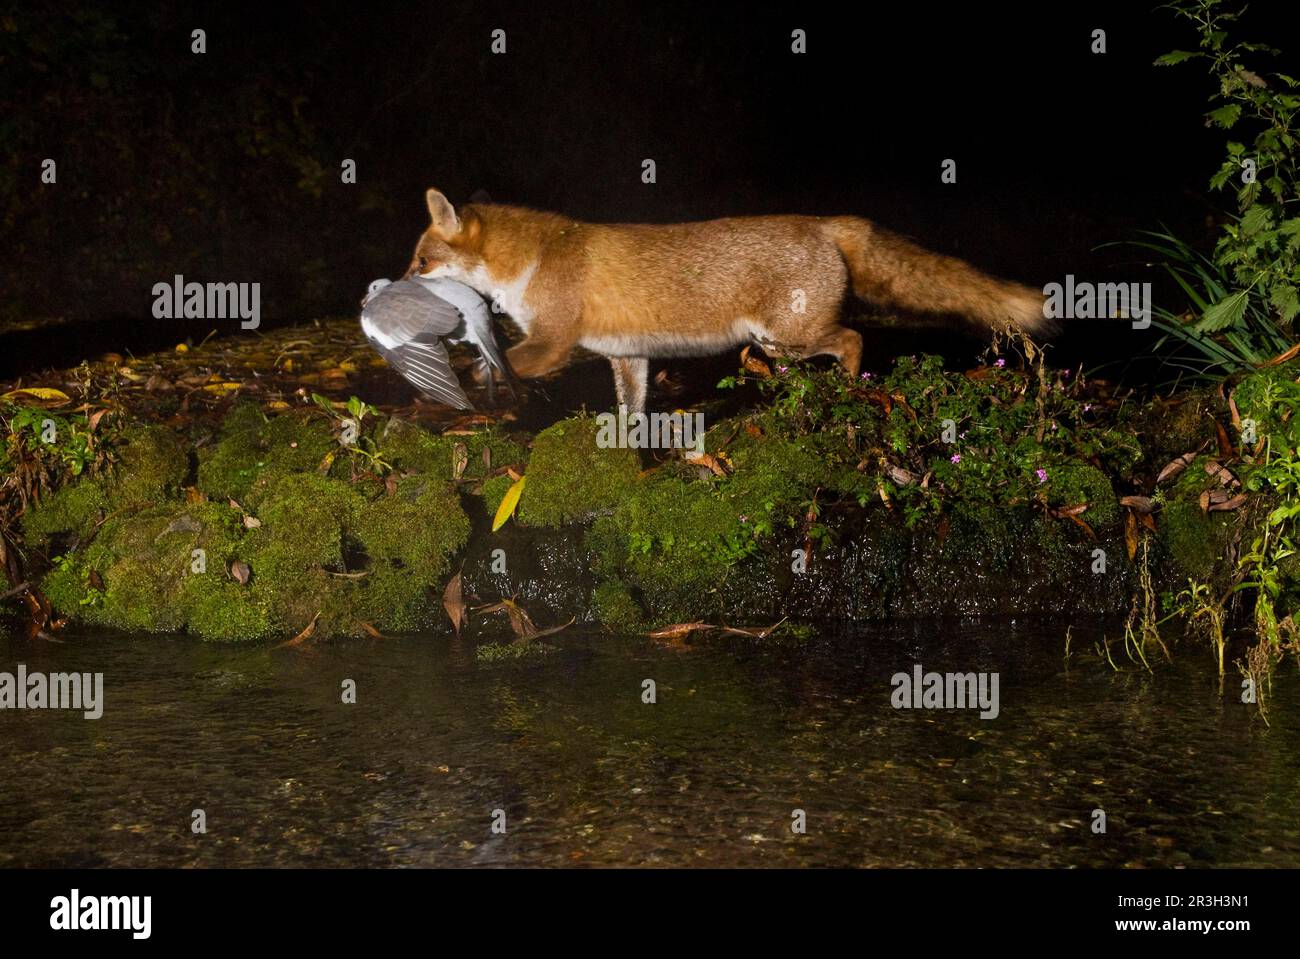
[950,453,961,464]
[1036,468,1048,484]
[995,358,1006,368]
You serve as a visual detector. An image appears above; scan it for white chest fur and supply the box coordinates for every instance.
[424,262,537,335]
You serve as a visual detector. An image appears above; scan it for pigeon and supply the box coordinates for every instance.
[359,276,520,410]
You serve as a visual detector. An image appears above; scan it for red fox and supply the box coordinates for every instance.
[407,189,1050,411]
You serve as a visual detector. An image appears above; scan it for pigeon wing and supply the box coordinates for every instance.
[375,338,473,411]
[362,280,462,346]
[413,277,523,391]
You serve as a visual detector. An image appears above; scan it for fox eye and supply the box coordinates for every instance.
[418,256,429,271]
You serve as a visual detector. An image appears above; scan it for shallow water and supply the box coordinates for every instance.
[1,620,1298,867]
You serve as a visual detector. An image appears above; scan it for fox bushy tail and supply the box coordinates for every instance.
[825,216,1052,338]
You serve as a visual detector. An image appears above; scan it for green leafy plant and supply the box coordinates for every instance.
[1143,0,1300,374]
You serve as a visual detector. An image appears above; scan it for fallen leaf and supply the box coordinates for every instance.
[452,442,469,480]
[692,452,730,478]
[242,515,261,529]
[718,617,787,639]
[1119,495,1154,513]
[1207,491,1248,512]
[475,598,537,639]
[278,611,321,648]
[229,560,251,585]
[2,387,70,406]
[443,571,466,636]
[359,621,385,639]
[1213,418,1234,458]
[740,345,771,378]
[1125,510,1138,560]
[492,475,526,532]
[645,622,715,641]
[1156,451,1197,485]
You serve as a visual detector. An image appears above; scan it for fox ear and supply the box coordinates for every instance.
[425,188,460,237]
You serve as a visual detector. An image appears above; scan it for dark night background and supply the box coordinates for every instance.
[1,0,1290,381]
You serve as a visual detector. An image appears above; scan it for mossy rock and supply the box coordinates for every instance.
[108,426,189,508]
[517,416,640,527]
[36,466,470,641]
[196,409,336,504]
[591,579,645,633]
[1045,461,1120,530]
[1154,455,1239,582]
[22,481,109,544]
[379,417,528,482]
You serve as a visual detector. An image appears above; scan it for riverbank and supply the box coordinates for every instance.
[1,319,1296,698]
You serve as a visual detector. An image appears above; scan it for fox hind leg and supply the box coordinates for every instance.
[610,356,649,413]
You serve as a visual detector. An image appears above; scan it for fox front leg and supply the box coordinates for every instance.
[610,357,649,414]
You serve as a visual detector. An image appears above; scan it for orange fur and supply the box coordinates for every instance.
[407,189,1049,409]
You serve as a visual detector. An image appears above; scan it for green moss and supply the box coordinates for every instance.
[478,473,514,517]
[379,418,528,482]
[591,579,645,633]
[517,415,640,527]
[108,426,189,508]
[22,481,109,543]
[476,641,557,663]
[351,475,471,630]
[1045,461,1120,529]
[196,411,335,504]
[1155,456,1237,580]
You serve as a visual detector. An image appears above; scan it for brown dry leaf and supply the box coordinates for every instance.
[279,611,321,648]
[1048,502,1090,518]
[359,621,385,640]
[1199,490,1211,513]
[1264,342,1300,366]
[1213,418,1234,458]
[1207,491,1248,512]
[1228,391,1242,431]
[936,513,951,545]
[1156,451,1197,485]
[229,560,251,585]
[1067,513,1098,541]
[87,408,111,431]
[443,571,466,636]
[242,515,261,529]
[692,452,730,478]
[523,616,577,642]
[718,617,787,639]
[740,345,771,378]
[452,442,469,481]
[184,486,207,504]
[744,422,764,438]
[475,598,537,639]
[1125,510,1139,561]
[506,466,523,482]
[884,463,919,486]
[1138,511,1157,532]
[1118,495,1153,513]
[646,622,715,641]
[482,445,492,471]
[1204,459,1240,488]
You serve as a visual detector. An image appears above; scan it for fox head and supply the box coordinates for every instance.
[407,188,485,283]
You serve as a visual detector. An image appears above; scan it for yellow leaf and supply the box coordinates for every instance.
[202,382,242,394]
[266,400,291,410]
[2,387,70,404]
[175,343,189,353]
[492,475,526,532]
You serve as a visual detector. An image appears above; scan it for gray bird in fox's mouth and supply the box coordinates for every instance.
[359,276,520,410]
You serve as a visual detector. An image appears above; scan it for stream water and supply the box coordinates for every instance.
[2,619,1298,868]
